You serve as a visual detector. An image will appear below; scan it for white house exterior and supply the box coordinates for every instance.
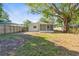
[29,22,54,32]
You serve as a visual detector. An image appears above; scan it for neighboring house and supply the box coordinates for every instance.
[29,22,54,32]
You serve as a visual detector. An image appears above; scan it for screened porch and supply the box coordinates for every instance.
[39,24,53,32]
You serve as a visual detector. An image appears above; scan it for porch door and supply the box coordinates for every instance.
[47,25,53,31]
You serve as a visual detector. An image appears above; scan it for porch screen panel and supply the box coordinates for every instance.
[50,25,53,30]
[40,24,46,31]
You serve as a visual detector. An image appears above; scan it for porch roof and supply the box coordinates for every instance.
[37,22,53,25]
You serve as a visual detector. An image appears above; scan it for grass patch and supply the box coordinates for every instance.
[0,34,22,40]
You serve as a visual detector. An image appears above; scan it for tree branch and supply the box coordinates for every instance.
[51,3,61,14]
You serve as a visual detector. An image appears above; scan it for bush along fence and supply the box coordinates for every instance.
[0,23,24,34]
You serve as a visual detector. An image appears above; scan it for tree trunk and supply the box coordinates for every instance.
[63,18,69,33]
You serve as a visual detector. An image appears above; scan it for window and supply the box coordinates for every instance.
[33,26,37,28]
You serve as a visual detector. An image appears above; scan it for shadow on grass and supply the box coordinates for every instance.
[15,33,79,56]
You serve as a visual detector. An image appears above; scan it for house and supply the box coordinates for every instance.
[29,22,54,32]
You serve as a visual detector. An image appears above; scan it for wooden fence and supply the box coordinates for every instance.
[0,23,24,34]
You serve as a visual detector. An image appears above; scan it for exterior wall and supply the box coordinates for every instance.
[29,23,54,32]
[29,23,39,32]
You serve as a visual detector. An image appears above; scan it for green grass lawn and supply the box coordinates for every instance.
[15,35,63,56]
[15,33,79,56]
[0,34,22,40]
[0,33,79,56]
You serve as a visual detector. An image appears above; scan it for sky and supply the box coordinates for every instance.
[3,3,42,24]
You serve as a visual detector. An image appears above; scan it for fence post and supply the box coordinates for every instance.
[4,23,6,34]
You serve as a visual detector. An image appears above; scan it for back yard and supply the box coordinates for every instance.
[0,32,79,56]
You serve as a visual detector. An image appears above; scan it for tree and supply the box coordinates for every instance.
[40,17,48,23]
[0,3,11,23]
[0,3,3,18]
[39,16,53,23]
[27,3,79,32]
[23,20,31,31]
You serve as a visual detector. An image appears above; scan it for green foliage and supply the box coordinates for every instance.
[40,17,47,23]
[0,18,11,23]
[23,20,31,27]
[56,18,63,27]
[27,3,53,18]
[39,17,53,23]
[0,3,10,23]
[0,3,3,17]
[23,20,31,31]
